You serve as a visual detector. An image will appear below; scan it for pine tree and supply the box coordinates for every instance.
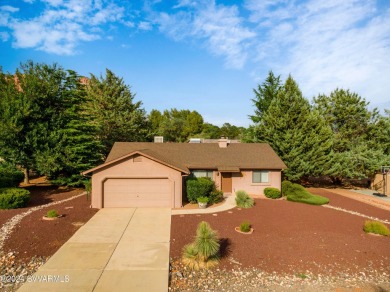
[250,71,282,123]
[255,76,332,181]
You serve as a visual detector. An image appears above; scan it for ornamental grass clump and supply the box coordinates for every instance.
[363,220,390,236]
[182,221,220,270]
[235,190,254,208]
[239,221,251,233]
[46,209,59,218]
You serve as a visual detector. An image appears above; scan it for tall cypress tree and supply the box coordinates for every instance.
[255,76,332,181]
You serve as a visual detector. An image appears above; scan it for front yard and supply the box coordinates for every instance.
[1,184,389,291]
[169,189,390,291]
[0,185,97,290]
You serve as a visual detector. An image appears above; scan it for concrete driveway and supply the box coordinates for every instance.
[18,208,171,292]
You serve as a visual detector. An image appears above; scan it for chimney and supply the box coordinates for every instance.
[218,137,228,148]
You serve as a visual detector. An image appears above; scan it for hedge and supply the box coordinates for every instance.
[264,187,281,199]
[0,188,31,209]
[186,177,215,203]
[0,164,24,188]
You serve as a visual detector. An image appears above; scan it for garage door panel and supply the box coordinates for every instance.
[103,178,172,208]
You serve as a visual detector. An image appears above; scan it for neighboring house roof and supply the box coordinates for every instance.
[83,142,286,175]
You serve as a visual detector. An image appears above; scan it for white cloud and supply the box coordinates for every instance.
[0,31,9,41]
[245,0,390,104]
[2,0,127,55]
[138,21,152,31]
[153,0,255,69]
[1,6,19,13]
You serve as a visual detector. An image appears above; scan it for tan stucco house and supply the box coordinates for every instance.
[82,138,287,208]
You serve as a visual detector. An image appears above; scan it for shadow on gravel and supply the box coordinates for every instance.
[219,238,231,259]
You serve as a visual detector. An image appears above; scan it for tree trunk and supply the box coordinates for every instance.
[23,167,30,184]
[330,176,343,185]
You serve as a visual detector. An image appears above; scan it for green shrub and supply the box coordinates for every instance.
[0,188,30,209]
[47,209,59,218]
[281,180,293,196]
[287,194,329,205]
[182,221,220,270]
[0,164,24,188]
[235,190,254,208]
[186,177,214,203]
[197,196,209,203]
[283,182,329,205]
[264,187,282,199]
[209,190,224,204]
[363,220,390,236]
[239,221,251,233]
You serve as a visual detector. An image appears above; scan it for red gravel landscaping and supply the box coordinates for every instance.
[0,185,86,227]
[0,186,98,262]
[170,191,390,276]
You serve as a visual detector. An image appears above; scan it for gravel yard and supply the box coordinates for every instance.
[0,186,97,291]
[169,189,390,291]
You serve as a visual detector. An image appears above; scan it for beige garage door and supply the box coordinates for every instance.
[103,178,172,208]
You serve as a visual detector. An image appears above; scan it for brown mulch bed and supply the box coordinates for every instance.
[0,186,85,227]
[170,194,390,275]
[2,194,98,262]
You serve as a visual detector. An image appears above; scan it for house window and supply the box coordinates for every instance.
[252,171,269,183]
[191,170,213,179]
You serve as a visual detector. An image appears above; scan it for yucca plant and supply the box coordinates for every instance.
[181,221,220,270]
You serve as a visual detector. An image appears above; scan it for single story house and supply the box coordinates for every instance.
[82,138,287,208]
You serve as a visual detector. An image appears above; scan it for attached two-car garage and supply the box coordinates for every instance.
[102,178,173,208]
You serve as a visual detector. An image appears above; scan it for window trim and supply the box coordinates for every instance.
[190,170,214,179]
[252,170,269,183]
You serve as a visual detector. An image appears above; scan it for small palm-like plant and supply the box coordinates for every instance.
[182,221,220,270]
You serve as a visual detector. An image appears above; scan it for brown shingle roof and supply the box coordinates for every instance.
[101,142,286,173]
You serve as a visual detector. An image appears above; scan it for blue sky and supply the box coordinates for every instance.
[1,0,389,127]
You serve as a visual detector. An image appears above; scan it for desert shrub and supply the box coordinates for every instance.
[47,209,59,218]
[197,196,209,203]
[0,188,30,209]
[182,221,220,270]
[235,190,254,208]
[209,189,224,204]
[264,187,282,199]
[0,164,24,188]
[287,194,329,205]
[186,177,214,203]
[281,180,293,196]
[239,221,251,233]
[363,220,390,236]
[283,182,329,205]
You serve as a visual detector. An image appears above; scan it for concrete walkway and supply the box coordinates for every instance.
[18,208,171,292]
[172,195,236,215]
